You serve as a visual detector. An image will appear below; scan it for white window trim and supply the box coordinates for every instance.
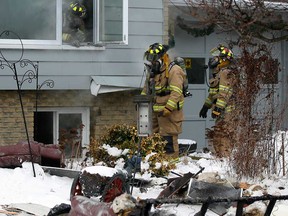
[0,0,128,48]
[0,0,62,46]
[122,0,128,44]
[96,0,128,44]
[36,107,90,147]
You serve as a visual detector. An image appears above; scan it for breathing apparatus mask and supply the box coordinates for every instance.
[208,56,232,70]
[208,56,220,69]
[151,59,163,74]
[144,59,163,78]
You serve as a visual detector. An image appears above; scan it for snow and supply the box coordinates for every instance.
[178,139,197,145]
[82,166,118,177]
[0,162,72,209]
[1,133,288,215]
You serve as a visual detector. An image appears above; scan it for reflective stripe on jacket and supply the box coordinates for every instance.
[215,68,235,110]
[204,66,236,113]
[141,64,185,112]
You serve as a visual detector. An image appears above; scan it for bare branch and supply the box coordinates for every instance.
[178,0,288,43]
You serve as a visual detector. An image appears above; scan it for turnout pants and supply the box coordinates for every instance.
[152,109,183,158]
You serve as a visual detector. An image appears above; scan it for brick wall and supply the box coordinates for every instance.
[0,90,139,146]
[0,91,34,145]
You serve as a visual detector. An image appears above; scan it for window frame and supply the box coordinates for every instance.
[0,0,62,46]
[96,0,128,44]
[36,107,90,147]
[0,0,128,48]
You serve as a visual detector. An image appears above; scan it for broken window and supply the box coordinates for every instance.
[0,0,128,46]
[0,0,59,43]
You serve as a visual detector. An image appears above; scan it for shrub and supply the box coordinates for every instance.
[89,124,176,176]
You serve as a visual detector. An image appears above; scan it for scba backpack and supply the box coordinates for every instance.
[169,57,192,97]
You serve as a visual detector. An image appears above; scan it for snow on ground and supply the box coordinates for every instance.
[1,132,288,215]
[0,162,73,209]
[0,154,287,215]
[0,157,221,216]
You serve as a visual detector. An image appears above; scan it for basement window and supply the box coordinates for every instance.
[34,107,90,158]
[0,0,128,47]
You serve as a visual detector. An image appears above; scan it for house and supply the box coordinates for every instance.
[1,0,287,157]
[0,0,169,157]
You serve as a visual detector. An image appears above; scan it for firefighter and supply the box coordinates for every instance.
[62,1,87,47]
[199,44,237,157]
[141,43,186,158]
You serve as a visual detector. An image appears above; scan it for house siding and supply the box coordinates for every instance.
[0,1,164,146]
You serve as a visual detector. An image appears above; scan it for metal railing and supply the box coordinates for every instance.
[141,194,288,216]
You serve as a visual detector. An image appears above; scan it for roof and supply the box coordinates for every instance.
[90,75,143,96]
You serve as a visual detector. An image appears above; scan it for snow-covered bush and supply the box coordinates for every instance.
[89,124,176,176]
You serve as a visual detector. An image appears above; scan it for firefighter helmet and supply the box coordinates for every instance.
[144,43,169,62]
[210,44,234,60]
[208,45,234,69]
[69,2,86,18]
[218,46,234,60]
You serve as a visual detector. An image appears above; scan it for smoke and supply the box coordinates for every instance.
[167,47,180,61]
[1,0,94,41]
[1,0,58,40]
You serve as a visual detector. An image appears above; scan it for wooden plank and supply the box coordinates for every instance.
[42,166,80,179]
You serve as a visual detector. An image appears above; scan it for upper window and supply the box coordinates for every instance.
[0,0,128,47]
[98,0,128,43]
[0,0,60,45]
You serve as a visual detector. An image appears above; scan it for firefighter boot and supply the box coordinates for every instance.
[163,136,174,155]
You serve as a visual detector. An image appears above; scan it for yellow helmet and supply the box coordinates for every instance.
[208,45,234,69]
[210,44,234,60]
[144,43,169,62]
[69,2,86,18]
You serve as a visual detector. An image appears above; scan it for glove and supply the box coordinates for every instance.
[212,107,224,119]
[75,29,86,42]
[199,105,209,118]
[162,107,172,117]
[71,39,80,47]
